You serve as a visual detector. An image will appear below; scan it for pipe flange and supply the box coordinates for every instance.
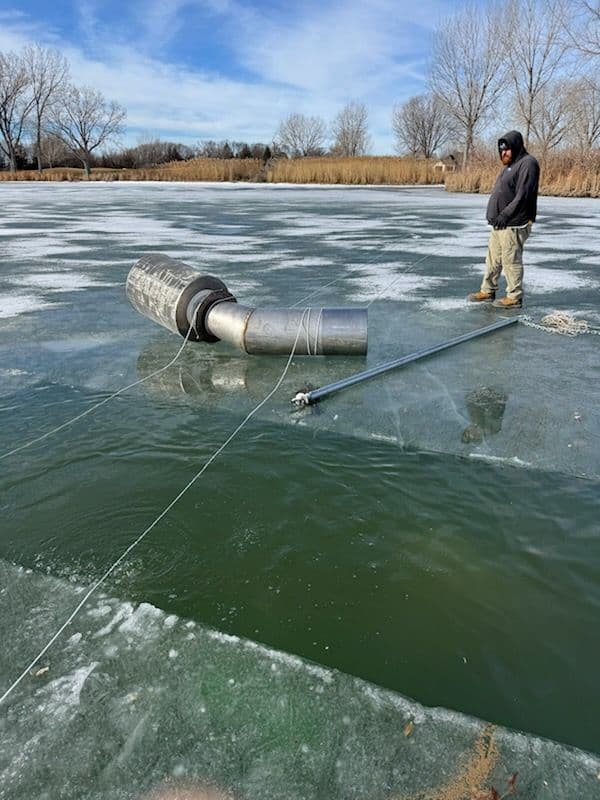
[175,274,229,338]
[190,289,236,343]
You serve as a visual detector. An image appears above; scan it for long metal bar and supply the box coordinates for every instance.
[293,316,519,406]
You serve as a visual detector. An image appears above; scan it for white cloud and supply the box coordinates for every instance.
[62,44,303,143]
[135,0,192,51]
[0,12,45,50]
[232,0,431,94]
[0,0,448,152]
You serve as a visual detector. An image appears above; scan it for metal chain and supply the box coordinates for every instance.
[520,313,600,337]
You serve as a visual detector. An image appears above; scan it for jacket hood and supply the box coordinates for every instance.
[498,130,526,161]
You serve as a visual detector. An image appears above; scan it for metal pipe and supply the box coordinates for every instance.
[292,317,519,406]
[127,253,368,356]
[206,302,367,355]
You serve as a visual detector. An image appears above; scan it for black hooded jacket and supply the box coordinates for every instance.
[486,130,540,228]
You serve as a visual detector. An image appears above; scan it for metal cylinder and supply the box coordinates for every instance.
[126,253,232,342]
[206,303,367,355]
[127,253,368,356]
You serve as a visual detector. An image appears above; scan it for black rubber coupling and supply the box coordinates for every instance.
[192,289,236,343]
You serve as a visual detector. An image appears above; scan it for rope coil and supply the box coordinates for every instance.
[520,312,600,337]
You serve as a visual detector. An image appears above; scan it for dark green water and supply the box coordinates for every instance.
[3,385,600,754]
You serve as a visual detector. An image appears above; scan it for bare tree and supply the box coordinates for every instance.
[23,44,70,173]
[501,0,569,147]
[565,1,600,57]
[0,50,34,172]
[530,79,572,156]
[331,102,370,156]
[132,136,165,167]
[198,140,223,158]
[392,94,451,158]
[38,132,70,167]
[392,98,421,157]
[131,136,190,167]
[274,113,327,157]
[49,85,126,176]
[565,75,600,151]
[429,3,507,166]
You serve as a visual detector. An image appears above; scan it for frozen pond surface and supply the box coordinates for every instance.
[1,182,598,479]
[1,183,599,797]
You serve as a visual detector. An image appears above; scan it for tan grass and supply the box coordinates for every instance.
[445,152,600,198]
[145,157,263,182]
[0,158,264,183]
[266,156,438,185]
[0,156,437,185]
[1,153,598,196]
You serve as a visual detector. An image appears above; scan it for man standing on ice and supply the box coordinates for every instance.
[468,130,540,309]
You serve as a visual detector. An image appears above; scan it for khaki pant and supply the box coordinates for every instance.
[481,224,532,300]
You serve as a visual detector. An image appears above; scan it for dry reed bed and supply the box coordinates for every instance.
[1,155,599,196]
[445,155,600,198]
[0,156,436,184]
[0,159,263,182]
[266,156,438,185]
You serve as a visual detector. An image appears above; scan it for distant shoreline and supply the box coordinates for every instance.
[1,155,598,198]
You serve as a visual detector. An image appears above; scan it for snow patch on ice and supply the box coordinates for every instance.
[273,257,334,269]
[95,603,135,638]
[35,663,98,721]
[525,266,598,293]
[118,602,162,635]
[422,297,470,311]
[0,293,59,318]
[360,683,426,723]
[346,269,445,302]
[468,453,532,468]
[14,272,118,292]
[0,367,28,376]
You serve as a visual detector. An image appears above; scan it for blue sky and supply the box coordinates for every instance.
[0,0,465,153]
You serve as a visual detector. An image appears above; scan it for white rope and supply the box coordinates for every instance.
[291,248,445,314]
[301,306,324,356]
[291,275,346,308]
[304,307,313,356]
[520,312,600,337]
[0,325,196,462]
[365,251,440,308]
[290,235,441,309]
[0,309,310,707]
[312,307,324,355]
